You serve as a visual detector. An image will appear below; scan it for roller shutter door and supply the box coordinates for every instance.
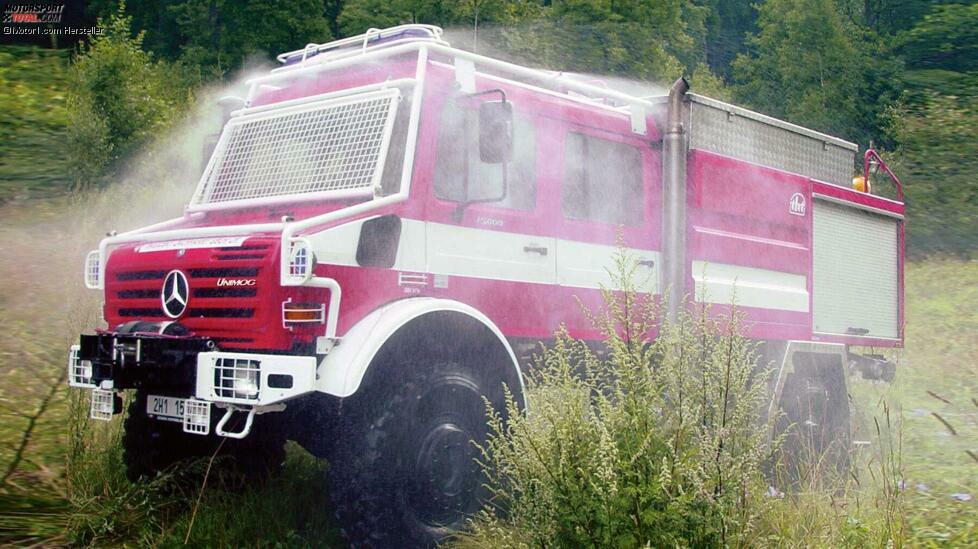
[812,200,899,339]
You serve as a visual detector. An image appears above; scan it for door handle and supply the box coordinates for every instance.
[637,259,655,268]
[523,245,548,256]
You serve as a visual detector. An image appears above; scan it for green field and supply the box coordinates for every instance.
[849,261,978,545]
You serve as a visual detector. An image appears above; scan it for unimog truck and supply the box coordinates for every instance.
[68,25,904,547]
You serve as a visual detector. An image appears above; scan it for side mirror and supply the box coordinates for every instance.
[479,100,513,164]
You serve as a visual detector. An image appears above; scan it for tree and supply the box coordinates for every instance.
[336,0,442,37]
[732,0,902,146]
[66,4,193,189]
[702,0,756,80]
[900,2,978,74]
[523,0,689,81]
[88,0,332,79]
[889,94,978,257]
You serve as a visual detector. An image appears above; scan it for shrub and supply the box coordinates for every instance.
[458,249,775,548]
[67,2,194,190]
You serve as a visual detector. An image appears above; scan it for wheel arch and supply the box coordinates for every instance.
[316,298,526,407]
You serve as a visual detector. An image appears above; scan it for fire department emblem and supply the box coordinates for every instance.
[161,270,189,318]
[789,193,806,216]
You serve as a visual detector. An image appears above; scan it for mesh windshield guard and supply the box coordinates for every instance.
[191,89,402,209]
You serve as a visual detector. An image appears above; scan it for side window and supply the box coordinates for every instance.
[562,132,643,225]
[433,97,536,210]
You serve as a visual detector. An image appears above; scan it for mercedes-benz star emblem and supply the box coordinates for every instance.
[161,270,189,318]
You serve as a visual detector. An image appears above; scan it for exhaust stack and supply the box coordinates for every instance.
[663,77,689,322]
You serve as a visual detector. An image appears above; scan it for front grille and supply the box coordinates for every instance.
[186,308,255,318]
[220,244,269,252]
[118,289,159,299]
[119,307,165,317]
[110,250,266,340]
[193,287,257,298]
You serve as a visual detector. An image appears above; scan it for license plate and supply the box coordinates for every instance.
[146,394,186,423]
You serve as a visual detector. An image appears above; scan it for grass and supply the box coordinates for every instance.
[848,260,978,545]
[0,46,71,203]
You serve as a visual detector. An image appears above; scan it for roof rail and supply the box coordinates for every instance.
[255,37,658,135]
[276,24,446,66]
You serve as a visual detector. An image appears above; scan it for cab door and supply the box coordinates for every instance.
[420,69,557,337]
[528,115,660,341]
[554,127,660,296]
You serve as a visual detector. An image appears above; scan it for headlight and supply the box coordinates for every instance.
[286,239,314,283]
[214,357,260,401]
[67,345,96,388]
[84,250,102,289]
[232,376,259,399]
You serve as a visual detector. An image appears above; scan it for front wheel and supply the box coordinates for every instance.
[329,355,506,548]
[123,391,287,484]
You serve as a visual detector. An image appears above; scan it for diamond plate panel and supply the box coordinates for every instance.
[689,98,856,186]
[812,200,899,339]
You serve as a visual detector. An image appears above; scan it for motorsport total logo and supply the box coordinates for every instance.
[2,3,63,24]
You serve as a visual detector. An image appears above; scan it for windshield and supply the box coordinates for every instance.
[191,88,410,209]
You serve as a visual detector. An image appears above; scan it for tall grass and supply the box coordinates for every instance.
[63,389,340,547]
[456,248,911,548]
[456,250,776,547]
[752,401,908,547]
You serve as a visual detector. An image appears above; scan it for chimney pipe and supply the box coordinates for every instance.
[662,77,689,323]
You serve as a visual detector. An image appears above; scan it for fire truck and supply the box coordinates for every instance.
[67,25,904,546]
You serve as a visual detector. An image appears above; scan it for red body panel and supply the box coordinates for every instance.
[687,150,812,340]
[104,238,328,350]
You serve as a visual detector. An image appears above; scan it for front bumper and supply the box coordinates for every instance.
[68,331,316,437]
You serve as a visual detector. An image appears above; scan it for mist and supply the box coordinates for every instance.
[0,61,272,344]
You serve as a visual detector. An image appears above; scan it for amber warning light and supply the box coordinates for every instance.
[282,301,326,326]
[852,175,871,194]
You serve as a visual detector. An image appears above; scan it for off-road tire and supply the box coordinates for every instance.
[122,391,210,482]
[123,392,287,484]
[776,355,851,482]
[328,346,509,548]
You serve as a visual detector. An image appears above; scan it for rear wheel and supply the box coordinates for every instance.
[776,352,851,483]
[329,349,509,548]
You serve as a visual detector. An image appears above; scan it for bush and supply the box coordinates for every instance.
[67,2,194,190]
[458,250,775,548]
[888,93,978,258]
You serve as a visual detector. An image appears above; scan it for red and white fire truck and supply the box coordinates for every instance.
[67,25,904,546]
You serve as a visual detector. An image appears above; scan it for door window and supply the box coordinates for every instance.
[562,132,643,225]
[433,98,536,210]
